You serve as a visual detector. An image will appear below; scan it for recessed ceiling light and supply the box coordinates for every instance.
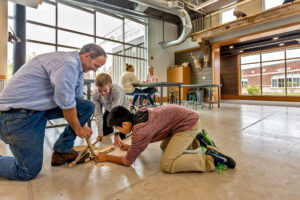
[239,50,243,53]
[229,45,234,49]
[273,37,279,40]
[279,43,284,46]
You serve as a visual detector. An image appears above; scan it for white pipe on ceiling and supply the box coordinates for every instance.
[129,0,192,48]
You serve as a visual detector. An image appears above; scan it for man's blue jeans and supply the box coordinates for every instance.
[0,99,95,181]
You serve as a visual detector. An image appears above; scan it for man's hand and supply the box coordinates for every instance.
[75,126,92,138]
[62,107,93,139]
[97,133,104,142]
[94,154,107,162]
[114,135,122,147]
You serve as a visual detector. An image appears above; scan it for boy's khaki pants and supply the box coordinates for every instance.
[160,119,215,173]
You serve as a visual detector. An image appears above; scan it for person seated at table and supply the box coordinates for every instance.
[92,73,130,143]
[146,65,158,83]
[120,64,154,109]
[144,65,158,104]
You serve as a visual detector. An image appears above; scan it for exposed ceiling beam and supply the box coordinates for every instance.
[192,1,300,42]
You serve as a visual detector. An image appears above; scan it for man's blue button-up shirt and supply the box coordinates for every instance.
[0,51,84,111]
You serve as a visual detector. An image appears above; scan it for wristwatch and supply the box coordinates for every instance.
[114,132,120,136]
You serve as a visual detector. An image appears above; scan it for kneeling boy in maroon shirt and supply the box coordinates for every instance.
[95,104,235,173]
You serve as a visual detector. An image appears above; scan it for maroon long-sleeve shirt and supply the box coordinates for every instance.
[122,104,200,166]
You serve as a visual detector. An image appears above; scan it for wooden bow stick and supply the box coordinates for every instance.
[69,138,115,168]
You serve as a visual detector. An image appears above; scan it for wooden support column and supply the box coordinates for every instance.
[0,0,8,82]
[212,43,220,101]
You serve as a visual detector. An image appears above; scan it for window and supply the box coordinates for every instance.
[26,42,55,57]
[272,78,278,87]
[96,13,123,42]
[27,2,56,26]
[278,76,285,88]
[7,1,148,83]
[262,50,284,62]
[58,3,94,34]
[240,46,300,96]
[125,19,145,43]
[8,1,13,17]
[221,8,236,24]
[264,0,284,10]
[240,60,260,95]
[294,77,300,87]
[241,78,248,88]
[58,30,94,48]
[27,23,56,43]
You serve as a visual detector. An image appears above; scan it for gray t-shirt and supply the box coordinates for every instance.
[92,83,130,133]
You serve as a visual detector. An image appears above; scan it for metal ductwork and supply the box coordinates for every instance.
[57,0,148,20]
[129,0,192,48]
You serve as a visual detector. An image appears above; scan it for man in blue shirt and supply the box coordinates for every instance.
[0,43,106,181]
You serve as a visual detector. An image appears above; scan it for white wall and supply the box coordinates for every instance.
[148,18,198,82]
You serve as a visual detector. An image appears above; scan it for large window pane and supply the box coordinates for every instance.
[262,60,285,95]
[286,47,300,59]
[27,23,55,43]
[124,45,146,59]
[221,8,236,24]
[262,50,284,62]
[287,59,300,96]
[96,12,123,42]
[58,30,94,48]
[27,2,55,25]
[7,19,14,80]
[97,39,123,55]
[111,55,124,84]
[241,54,260,64]
[58,3,94,34]
[8,1,13,17]
[264,0,284,10]
[125,19,145,44]
[241,63,261,95]
[26,42,55,57]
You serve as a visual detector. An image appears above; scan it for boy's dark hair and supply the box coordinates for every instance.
[107,106,134,127]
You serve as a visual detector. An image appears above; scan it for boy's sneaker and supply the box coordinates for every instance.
[205,146,236,168]
[196,129,216,148]
[51,150,90,166]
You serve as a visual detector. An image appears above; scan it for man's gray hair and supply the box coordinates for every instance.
[79,43,107,59]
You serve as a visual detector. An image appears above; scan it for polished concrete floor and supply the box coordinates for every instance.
[1,102,300,200]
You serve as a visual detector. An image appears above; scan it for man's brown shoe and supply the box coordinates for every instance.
[51,150,90,166]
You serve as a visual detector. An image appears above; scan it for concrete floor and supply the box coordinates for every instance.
[1,102,300,200]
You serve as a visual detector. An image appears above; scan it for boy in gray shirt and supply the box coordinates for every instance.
[92,73,130,145]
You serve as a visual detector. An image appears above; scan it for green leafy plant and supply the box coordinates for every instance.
[247,85,261,95]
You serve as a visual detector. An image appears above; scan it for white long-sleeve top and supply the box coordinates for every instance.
[92,84,130,132]
[120,71,141,93]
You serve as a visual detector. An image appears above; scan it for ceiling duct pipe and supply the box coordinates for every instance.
[57,0,148,20]
[129,0,192,48]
